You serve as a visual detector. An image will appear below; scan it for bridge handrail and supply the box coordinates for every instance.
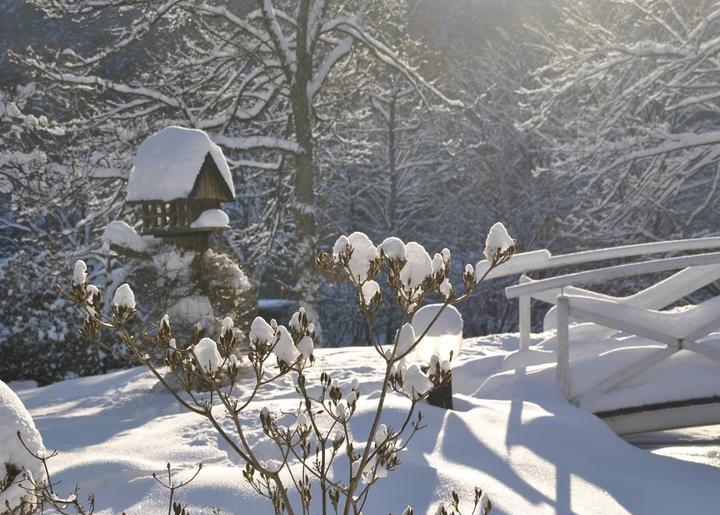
[505,251,720,299]
[490,236,720,279]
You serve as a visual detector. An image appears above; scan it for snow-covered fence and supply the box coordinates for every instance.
[488,237,720,350]
[502,241,720,404]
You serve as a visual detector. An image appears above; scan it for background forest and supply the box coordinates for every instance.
[2,0,719,384]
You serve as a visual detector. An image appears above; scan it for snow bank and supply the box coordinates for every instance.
[15,332,720,513]
[127,126,234,202]
[0,380,45,510]
[190,209,230,229]
[405,304,463,364]
[168,295,213,326]
[102,220,147,253]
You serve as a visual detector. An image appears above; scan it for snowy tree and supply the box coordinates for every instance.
[521,0,720,243]
[18,0,460,325]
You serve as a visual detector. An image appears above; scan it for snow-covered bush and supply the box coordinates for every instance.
[1,379,96,513]
[62,227,513,514]
[119,243,254,354]
[0,252,124,385]
[0,380,45,511]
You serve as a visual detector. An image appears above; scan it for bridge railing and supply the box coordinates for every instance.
[484,237,720,350]
[500,246,720,403]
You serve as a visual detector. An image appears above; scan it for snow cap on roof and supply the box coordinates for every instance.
[127,126,234,202]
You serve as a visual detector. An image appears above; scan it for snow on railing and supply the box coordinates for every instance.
[493,239,720,408]
[493,237,720,350]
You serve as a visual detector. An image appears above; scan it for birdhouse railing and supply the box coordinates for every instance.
[139,199,219,234]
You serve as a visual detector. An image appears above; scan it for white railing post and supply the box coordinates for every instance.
[556,294,571,401]
[519,294,531,351]
[518,274,532,351]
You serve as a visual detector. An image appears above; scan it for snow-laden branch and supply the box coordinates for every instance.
[214,134,303,154]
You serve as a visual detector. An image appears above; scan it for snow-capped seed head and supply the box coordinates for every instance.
[112,283,136,310]
[250,316,275,343]
[335,399,350,420]
[431,253,445,276]
[332,235,350,260]
[296,412,310,429]
[463,263,475,284]
[379,237,406,261]
[193,337,221,373]
[307,322,315,334]
[400,242,433,289]
[374,424,389,446]
[85,284,100,301]
[402,364,433,400]
[439,278,452,299]
[161,314,170,330]
[274,326,300,366]
[288,311,302,332]
[72,260,87,286]
[361,280,381,306]
[297,335,314,361]
[270,318,278,329]
[483,222,515,261]
[347,232,378,282]
[261,407,270,419]
[351,378,359,391]
[396,322,417,357]
[474,260,491,283]
[221,316,234,336]
[441,359,451,372]
[441,248,451,265]
[169,338,177,351]
[429,354,440,371]
[228,354,239,368]
[351,459,361,478]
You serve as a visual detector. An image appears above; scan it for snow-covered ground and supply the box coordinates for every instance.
[11,332,720,514]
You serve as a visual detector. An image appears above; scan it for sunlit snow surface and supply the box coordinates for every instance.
[12,332,720,514]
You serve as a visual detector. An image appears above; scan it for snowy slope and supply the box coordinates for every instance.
[13,334,720,514]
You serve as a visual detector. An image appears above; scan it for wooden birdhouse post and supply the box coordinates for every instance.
[126,126,235,250]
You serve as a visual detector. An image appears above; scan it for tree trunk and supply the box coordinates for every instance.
[292,0,321,336]
[387,90,398,232]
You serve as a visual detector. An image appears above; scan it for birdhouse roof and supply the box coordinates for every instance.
[127,126,235,202]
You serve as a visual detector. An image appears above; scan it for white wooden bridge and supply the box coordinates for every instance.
[485,237,720,435]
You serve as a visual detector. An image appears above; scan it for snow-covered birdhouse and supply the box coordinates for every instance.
[126,126,235,248]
